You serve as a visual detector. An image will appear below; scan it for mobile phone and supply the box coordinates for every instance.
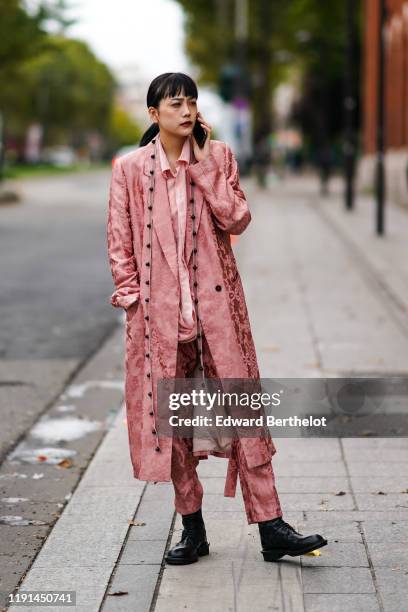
[193,119,208,148]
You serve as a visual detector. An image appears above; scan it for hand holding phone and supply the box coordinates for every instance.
[192,111,212,161]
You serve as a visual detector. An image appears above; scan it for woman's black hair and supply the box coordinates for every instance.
[139,72,198,147]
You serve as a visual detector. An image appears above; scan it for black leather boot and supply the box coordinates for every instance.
[258,517,327,562]
[165,508,210,565]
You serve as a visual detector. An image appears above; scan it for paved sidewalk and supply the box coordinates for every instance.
[6,175,408,612]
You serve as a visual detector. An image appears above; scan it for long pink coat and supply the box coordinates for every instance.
[106,137,276,496]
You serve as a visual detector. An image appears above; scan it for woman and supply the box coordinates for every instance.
[107,72,327,564]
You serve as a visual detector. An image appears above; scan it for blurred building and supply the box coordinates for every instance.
[115,65,151,130]
[359,0,408,208]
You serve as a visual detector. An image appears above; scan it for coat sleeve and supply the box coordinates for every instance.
[188,142,251,235]
[106,158,140,310]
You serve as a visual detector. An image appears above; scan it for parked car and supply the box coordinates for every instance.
[112,144,139,167]
[42,146,77,167]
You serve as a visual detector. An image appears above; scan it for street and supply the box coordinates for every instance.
[1,170,408,611]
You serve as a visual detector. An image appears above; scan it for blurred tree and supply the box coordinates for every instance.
[0,0,79,174]
[39,0,78,34]
[3,36,116,158]
[0,0,46,76]
[108,104,142,151]
[174,0,294,157]
[286,0,362,168]
[174,0,361,172]
[21,37,115,147]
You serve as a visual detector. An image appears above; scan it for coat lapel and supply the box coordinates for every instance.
[142,139,205,278]
[142,143,178,281]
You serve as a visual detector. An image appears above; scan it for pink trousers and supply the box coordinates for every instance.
[171,335,283,525]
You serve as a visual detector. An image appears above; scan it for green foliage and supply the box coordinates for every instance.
[21,36,115,135]
[173,0,362,148]
[108,105,142,150]
[0,0,47,76]
[2,34,116,149]
[0,1,119,157]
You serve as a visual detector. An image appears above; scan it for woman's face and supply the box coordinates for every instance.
[149,93,197,137]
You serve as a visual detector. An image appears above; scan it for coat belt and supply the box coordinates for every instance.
[224,455,239,497]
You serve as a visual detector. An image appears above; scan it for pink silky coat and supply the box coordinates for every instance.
[106,137,277,497]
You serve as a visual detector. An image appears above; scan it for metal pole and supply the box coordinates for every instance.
[0,112,4,182]
[376,0,386,235]
[344,0,356,210]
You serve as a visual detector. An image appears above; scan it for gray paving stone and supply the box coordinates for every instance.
[127,497,174,541]
[342,438,408,450]
[304,510,408,522]
[155,559,303,612]
[344,449,408,463]
[119,539,167,565]
[375,567,408,593]
[304,593,380,612]
[8,565,113,611]
[203,509,304,524]
[362,520,408,542]
[355,493,408,511]
[271,461,348,477]
[381,593,408,612]
[297,519,361,542]
[278,492,355,512]
[141,482,174,501]
[196,457,228,477]
[347,462,407,477]
[302,566,375,593]
[350,476,408,493]
[374,570,408,612]
[272,439,342,461]
[202,493,246,513]
[202,475,351,495]
[103,564,161,612]
[367,542,408,568]
[274,476,350,493]
[300,541,368,567]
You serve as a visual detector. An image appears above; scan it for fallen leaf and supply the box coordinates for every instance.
[400,489,408,494]
[304,549,321,556]
[128,519,146,526]
[57,458,73,469]
[37,455,47,462]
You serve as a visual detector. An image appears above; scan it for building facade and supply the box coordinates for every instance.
[359,0,408,207]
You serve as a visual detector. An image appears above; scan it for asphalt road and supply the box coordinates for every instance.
[0,169,119,360]
[0,169,121,460]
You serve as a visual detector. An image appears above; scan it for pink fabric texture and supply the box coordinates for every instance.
[156,134,197,343]
[106,137,277,487]
[171,336,283,524]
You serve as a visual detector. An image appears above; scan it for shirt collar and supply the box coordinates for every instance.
[157,133,191,177]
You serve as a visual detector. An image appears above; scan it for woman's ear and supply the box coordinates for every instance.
[148,107,158,124]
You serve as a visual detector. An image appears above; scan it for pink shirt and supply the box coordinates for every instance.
[157,134,197,343]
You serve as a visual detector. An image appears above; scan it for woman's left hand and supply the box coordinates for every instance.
[191,111,212,162]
